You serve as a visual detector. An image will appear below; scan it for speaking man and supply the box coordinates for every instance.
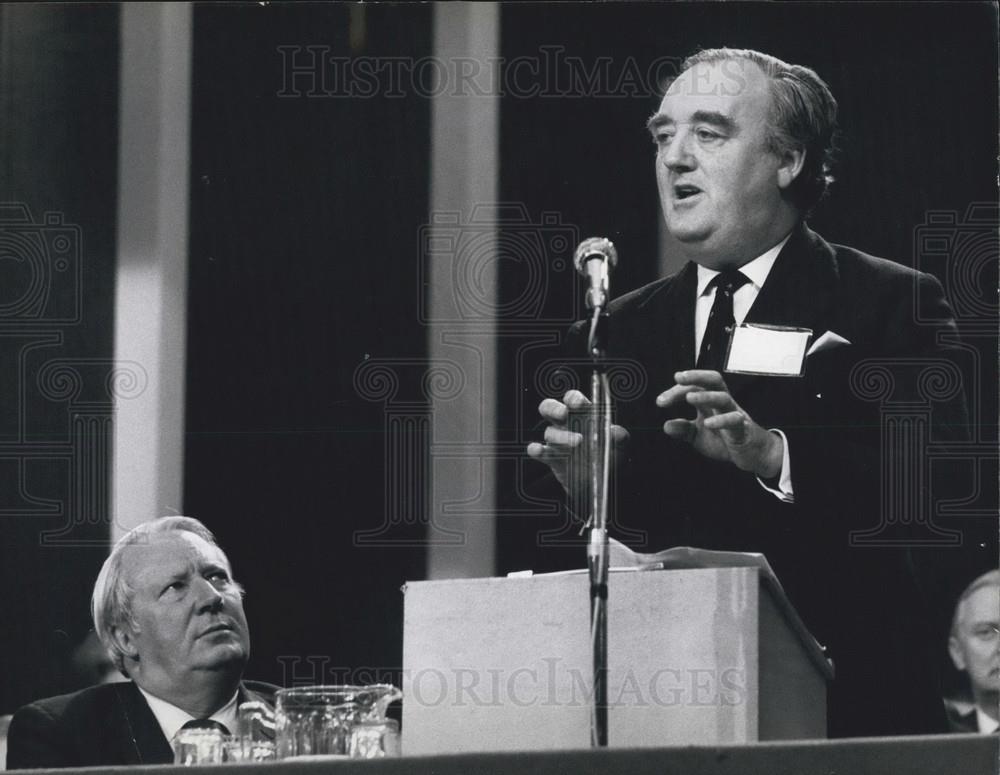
[528,48,982,737]
[7,517,275,768]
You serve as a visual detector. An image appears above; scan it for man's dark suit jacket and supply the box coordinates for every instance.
[946,702,982,734]
[6,679,277,769]
[541,223,989,738]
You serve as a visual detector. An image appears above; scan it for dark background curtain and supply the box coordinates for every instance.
[184,4,432,689]
[0,5,119,712]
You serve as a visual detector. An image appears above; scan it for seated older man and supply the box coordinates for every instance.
[946,570,1000,734]
[7,517,276,768]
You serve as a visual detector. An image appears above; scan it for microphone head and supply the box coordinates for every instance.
[573,237,618,275]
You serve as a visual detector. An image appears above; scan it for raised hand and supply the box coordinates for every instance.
[657,370,782,478]
[526,389,629,496]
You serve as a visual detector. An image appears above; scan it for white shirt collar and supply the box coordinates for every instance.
[975,706,999,734]
[695,233,792,298]
[137,685,240,743]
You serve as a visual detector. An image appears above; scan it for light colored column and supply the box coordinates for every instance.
[111,3,192,540]
[426,3,500,579]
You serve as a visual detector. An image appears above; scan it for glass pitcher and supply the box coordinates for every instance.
[274,684,401,759]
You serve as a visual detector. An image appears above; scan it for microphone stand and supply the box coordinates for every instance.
[585,305,611,748]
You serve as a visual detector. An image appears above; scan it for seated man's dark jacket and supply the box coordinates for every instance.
[944,699,992,734]
[532,224,989,737]
[6,679,277,769]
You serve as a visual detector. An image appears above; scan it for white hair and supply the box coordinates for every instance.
[91,517,224,676]
[951,568,1000,638]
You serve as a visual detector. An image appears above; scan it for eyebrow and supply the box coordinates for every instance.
[646,110,737,134]
[152,570,188,592]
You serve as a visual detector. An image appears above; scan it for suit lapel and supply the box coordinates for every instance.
[632,262,698,379]
[114,682,174,765]
[744,223,839,332]
[238,681,278,741]
[239,680,278,708]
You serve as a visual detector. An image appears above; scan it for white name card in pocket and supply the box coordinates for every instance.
[725,323,812,377]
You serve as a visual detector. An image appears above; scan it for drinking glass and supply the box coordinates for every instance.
[172,727,224,765]
[348,718,401,759]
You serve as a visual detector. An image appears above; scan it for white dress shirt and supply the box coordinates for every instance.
[693,234,794,502]
[138,686,240,743]
[976,707,999,734]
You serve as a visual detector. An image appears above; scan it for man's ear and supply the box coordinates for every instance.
[776,146,806,191]
[111,624,139,663]
[948,635,966,671]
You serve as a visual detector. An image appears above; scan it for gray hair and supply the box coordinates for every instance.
[667,48,838,215]
[91,517,225,676]
[951,568,1000,638]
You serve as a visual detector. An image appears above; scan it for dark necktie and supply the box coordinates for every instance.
[696,269,751,371]
[179,718,231,736]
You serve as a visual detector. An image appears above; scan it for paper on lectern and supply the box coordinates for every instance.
[510,538,781,593]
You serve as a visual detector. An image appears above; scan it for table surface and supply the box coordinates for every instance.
[7,734,997,775]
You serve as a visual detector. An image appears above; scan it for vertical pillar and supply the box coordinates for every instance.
[427,3,500,578]
[111,3,192,539]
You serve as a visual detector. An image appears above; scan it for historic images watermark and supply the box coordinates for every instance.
[0,203,147,545]
[416,205,578,326]
[276,46,749,100]
[0,203,81,324]
[276,657,747,709]
[847,204,998,548]
[351,203,584,548]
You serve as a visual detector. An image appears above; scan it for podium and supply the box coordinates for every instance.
[401,567,832,754]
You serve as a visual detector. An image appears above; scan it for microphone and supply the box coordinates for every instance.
[574,237,618,310]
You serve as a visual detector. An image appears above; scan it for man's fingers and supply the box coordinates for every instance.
[526,442,569,489]
[538,390,594,424]
[703,410,747,435]
[538,398,569,424]
[673,370,728,390]
[527,441,572,460]
[544,426,583,448]
[611,424,630,445]
[656,384,702,408]
[562,389,592,409]
[526,442,546,459]
[663,418,697,443]
[685,390,738,412]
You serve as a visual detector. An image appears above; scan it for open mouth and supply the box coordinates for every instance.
[673,183,702,201]
[199,623,234,638]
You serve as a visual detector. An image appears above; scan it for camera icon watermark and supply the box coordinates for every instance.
[418,203,579,327]
[913,203,997,332]
[0,203,82,326]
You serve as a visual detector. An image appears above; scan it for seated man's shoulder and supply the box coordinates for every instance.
[943,697,980,734]
[14,681,127,723]
[7,683,132,769]
[241,680,281,706]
